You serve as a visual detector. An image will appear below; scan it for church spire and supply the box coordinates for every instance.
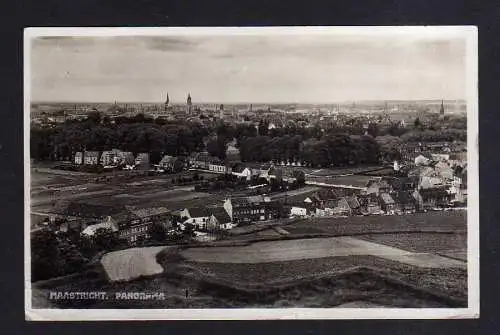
[440,99,445,115]
[186,93,192,115]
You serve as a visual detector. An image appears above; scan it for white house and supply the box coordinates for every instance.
[179,207,211,229]
[207,207,233,230]
[232,167,253,181]
[81,216,119,236]
[290,206,308,217]
[74,152,84,165]
[83,151,100,165]
[414,153,433,166]
[393,160,400,172]
[100,149,123,166]
[208,159,229,173]
[431,153,450,162]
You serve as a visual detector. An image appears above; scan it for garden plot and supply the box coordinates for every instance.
[101,247,167,282]
[306,175,374,188]
[357,232,467,254]
[287,211,467,236]
[181,236,465,269]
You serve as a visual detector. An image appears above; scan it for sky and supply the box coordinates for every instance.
[30,32,467,103]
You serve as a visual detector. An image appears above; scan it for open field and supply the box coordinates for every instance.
[183,255,466,300]
[357,232,467,254]
[101,247,167,282]
[306,165,387,177]
[284,210,467,236]
[30,168,221,213]
[269,186,320,201]
[305,174,374,188]
[181,236,465,269]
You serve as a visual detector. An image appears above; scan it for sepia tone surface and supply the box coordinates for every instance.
[25,26,478,320]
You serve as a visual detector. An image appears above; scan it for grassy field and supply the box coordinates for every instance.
[285,211,467,236]
[306,174,373,188]
[30,168,223,212]
[357,232,467,254]
[180,236,464,268]
[101,247,168,282]
[182,255,466,301]
[35,253,466,308]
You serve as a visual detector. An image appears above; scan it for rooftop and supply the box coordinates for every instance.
[210,207,232,224]
[380,193,395,205]
[131,207,170,218]
[185,207,211,218]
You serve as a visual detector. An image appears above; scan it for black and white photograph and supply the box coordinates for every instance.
[24,26,478,320]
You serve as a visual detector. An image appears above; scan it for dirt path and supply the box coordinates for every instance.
[181,236,465,269]
[101,247,167,282]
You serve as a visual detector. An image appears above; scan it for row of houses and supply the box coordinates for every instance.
[290,169,466,219]
[51,201,171,244]
[47,194,284,245]
[292,187,452,218]
[74,150,150,167]
[188,152,291,183]
[179,195,282,229]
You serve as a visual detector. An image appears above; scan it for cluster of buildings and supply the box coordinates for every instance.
[74,149,149,168]
[289,151,467,219]
[41,191,284,245]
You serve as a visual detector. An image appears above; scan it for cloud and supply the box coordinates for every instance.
[29,33,467,103]
[142,36,200,52]
[33,36,96,49]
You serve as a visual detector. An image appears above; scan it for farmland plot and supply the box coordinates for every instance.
[357,232,467,254]
[185,255,467,305]
[181,236,465,268]
[101,247,167,282]
[287,211,467,236]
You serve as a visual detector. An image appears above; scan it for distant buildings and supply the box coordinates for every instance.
[135,153,150,167]
[83,151,100,165]
[52,201,173,245]
[158,155,184,173]
[224,195,281,224]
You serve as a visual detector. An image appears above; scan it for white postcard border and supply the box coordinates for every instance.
[24,26,479,321]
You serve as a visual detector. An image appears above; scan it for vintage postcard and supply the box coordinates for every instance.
[24,26,478,320]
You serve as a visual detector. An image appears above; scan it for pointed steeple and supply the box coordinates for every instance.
[186,93,192,115]
[440,99,445,115]
[165,92,169,105]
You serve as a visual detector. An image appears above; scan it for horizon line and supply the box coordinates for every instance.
[31,98,467,105]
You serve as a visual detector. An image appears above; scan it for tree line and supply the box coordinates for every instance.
[31,114,209,162]
[31,111,467,165]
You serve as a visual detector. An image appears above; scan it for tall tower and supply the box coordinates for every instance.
[219,104,224,119]
[440,99,445,115]
[186,93,192,115]
[164,92,169,111]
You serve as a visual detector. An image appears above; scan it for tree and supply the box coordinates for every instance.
[148,222,167,243]
[31,230,64,281]
[258,119,269,136]
[87,110,102,124]
[375,135,402,162]
[206,136,228,160]
[292,170,306,186]
[183,222,196,238]
[367,123,379,137]
[414,117,422,130]
[92,228,120,251]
